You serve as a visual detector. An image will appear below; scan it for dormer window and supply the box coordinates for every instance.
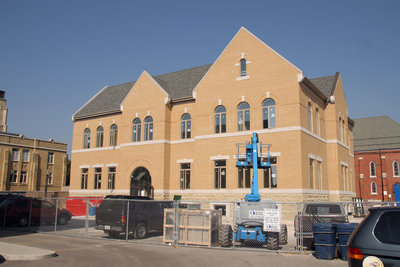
[240,58,247,76]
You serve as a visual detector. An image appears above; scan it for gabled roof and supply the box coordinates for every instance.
[73,64,212,120]
[353,116,400,152]
[309,73,339,98]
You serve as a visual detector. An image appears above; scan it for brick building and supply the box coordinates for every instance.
[354,116,400,201]
[0,91,68,197]
[70,27,355,203]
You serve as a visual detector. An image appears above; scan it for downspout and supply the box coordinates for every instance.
[379,151,385,202]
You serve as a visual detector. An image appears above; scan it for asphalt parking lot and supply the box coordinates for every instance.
[0,230,348,267]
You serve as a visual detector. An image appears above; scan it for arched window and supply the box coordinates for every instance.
[240,58,247,76]
[83,128,91,149]
[262,98,276,129]
[132,118,141,142]
[110,124,118,146]
[371,181,377,194]
[308,102,312,131]
[181,113,191,139]
[370,161,376,177]
[96,126,104,148]
[214,105,226,133]
[393,160,400,177]
[144,116,153,141]
[237,102,250,131]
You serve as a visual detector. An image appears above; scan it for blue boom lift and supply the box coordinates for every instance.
[219,132,287,249]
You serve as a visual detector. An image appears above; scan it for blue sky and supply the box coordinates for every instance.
[1,0,399,155]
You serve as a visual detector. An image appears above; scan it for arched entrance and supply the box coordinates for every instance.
[130,167,154,198]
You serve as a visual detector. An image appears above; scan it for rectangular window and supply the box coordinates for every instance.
[180,163,191,189]
[108,167,116,190]
[81,168,88,189]
[238,167,251,188]
[317,161,322,190]
[12,148,20,161]
[310,158,314,189]
[22,150,30,162]
[214,204,227,216]
[214,160,226,189]
[94,168,102,189]
[48,152,54,164]
[9,170,18,183]
[264,157,277,188]
[46,172,53,185]
[20,171,28,183]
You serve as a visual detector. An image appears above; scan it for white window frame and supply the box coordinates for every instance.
[393,160,400,177]
[371,181,377,195]
[370,161,377,178]
[48,152,54,164]
[12,148,20,161]
[9,170,18,183]
[22,150,30,162]
[20,171,28,184]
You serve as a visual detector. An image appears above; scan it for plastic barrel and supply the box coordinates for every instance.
[312,223,336,260]
[337,223,358,260]
[89,206,96,216]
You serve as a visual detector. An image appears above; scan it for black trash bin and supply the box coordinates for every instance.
[312,223,336,260]
[337,223,358,260]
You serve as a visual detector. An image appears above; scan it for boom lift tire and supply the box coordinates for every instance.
[279,224,288,245]
[219,224,233,247]
[267,232,279,250]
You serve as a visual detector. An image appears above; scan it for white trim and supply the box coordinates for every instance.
[327,139,350,150]
[153,188,332,195]
[210,155,230,160]
[177,159,194,164]
[106,163,118,167]
[143,70,170,99]
[170,139,195,144]
[340,161,349,167]
[236,76,250,81]
[93,164,104,168]
[0,142,67,153]
[79,165,90,169]
[308,154,316,160]
[72,146,121,154]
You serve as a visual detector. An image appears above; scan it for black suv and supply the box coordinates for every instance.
[347,206,400,266]
[95,195,173,239]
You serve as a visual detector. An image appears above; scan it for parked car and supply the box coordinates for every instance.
[294,202,350,248]
[347,206,400,266]
[95,195,173,239]
[0,197,72,226]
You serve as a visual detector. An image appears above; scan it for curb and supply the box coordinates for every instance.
[0,242,57,261]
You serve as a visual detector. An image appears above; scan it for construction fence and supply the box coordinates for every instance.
[0,196,398,253]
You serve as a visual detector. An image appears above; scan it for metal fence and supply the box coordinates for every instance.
[0,196,398,253]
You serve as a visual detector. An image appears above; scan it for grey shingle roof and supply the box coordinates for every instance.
[353,116,400,151]
[153,64,212,100]
[309,73,338,98]
[73,64,212,120]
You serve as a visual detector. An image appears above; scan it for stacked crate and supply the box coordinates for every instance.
[163,208,222,247]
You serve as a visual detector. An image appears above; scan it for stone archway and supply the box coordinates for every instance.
[130,166,154,198]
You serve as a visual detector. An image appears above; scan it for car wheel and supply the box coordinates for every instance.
[57,214,69,225]
[134,223,148,239]
[18,214,29,227]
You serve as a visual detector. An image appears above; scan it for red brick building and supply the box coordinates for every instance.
[354,116,400,201]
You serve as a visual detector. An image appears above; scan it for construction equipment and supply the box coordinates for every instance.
[219,132,287,249]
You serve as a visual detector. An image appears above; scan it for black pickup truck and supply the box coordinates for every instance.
[294,202,350,248]
[95,195,173,239]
